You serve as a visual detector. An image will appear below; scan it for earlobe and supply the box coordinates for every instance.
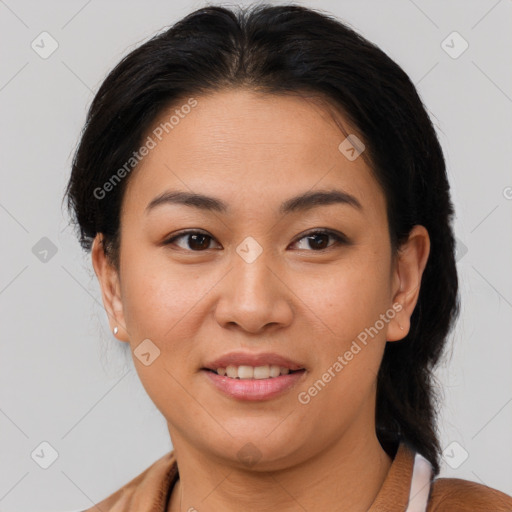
[91,234,130,342]
[387,225,430,342]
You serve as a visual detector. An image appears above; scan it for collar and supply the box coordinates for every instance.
[368,441,419,511]
[89,441,423,511]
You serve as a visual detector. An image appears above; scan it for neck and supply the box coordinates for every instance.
[167,426,393,512]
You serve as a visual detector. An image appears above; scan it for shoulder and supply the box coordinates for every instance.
[80,451,177,512]
[427,477,512,511]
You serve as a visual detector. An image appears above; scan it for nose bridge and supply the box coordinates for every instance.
[214,235,292,331]
[232,235,277,306]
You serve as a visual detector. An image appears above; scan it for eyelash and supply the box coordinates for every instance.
[163,229,349,252]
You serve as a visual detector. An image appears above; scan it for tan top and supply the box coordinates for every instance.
[82,442,512,511]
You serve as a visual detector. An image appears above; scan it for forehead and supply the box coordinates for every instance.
[122,88,384,217]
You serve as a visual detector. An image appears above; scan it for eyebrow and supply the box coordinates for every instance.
[144,188,363,215]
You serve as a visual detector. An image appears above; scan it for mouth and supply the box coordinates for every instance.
[200,352,307,401]
[203,351,306,376]
[202,365,305,379]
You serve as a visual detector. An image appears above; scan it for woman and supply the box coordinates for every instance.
[64,3,512,511]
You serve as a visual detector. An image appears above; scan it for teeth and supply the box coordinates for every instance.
[238,365,253,379]
[226,366,238,378]
[216,365,296,379]
[269,365,281,378]
[253,366,268,379]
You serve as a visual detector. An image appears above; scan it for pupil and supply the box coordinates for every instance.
[190,234,209,250]
[308,234,328,250]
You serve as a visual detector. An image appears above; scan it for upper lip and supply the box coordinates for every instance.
[203,352,305,371]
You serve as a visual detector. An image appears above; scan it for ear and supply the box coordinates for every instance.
[91,234,130,342]
[386,225,430,342]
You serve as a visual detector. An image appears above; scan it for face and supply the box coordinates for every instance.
[92,88,428,470]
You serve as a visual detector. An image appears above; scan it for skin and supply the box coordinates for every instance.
[91,88,430,511]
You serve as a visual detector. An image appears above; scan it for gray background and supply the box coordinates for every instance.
[0,0,511,510]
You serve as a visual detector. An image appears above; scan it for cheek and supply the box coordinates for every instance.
[290,249,392,408]
[119,250,209,344]
[295,254,391,344]
[118,258,210,412]
[292,261,390,420]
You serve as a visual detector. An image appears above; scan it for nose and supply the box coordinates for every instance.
[213,246,294,334]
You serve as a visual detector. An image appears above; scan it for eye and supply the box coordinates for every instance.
[291,229,348,251]
[163,228,348,252]
[163,230,221,251]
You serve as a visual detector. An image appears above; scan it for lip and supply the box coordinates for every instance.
[203,351,305,372]
[202,369,307,401]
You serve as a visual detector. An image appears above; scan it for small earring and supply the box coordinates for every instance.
[113,326,118,335]
[399,323,404,331]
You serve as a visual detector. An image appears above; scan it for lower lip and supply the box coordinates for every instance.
[202,369,306,401]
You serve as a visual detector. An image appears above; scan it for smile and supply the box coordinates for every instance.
[202,367,307,401]
[208,364,301,379]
